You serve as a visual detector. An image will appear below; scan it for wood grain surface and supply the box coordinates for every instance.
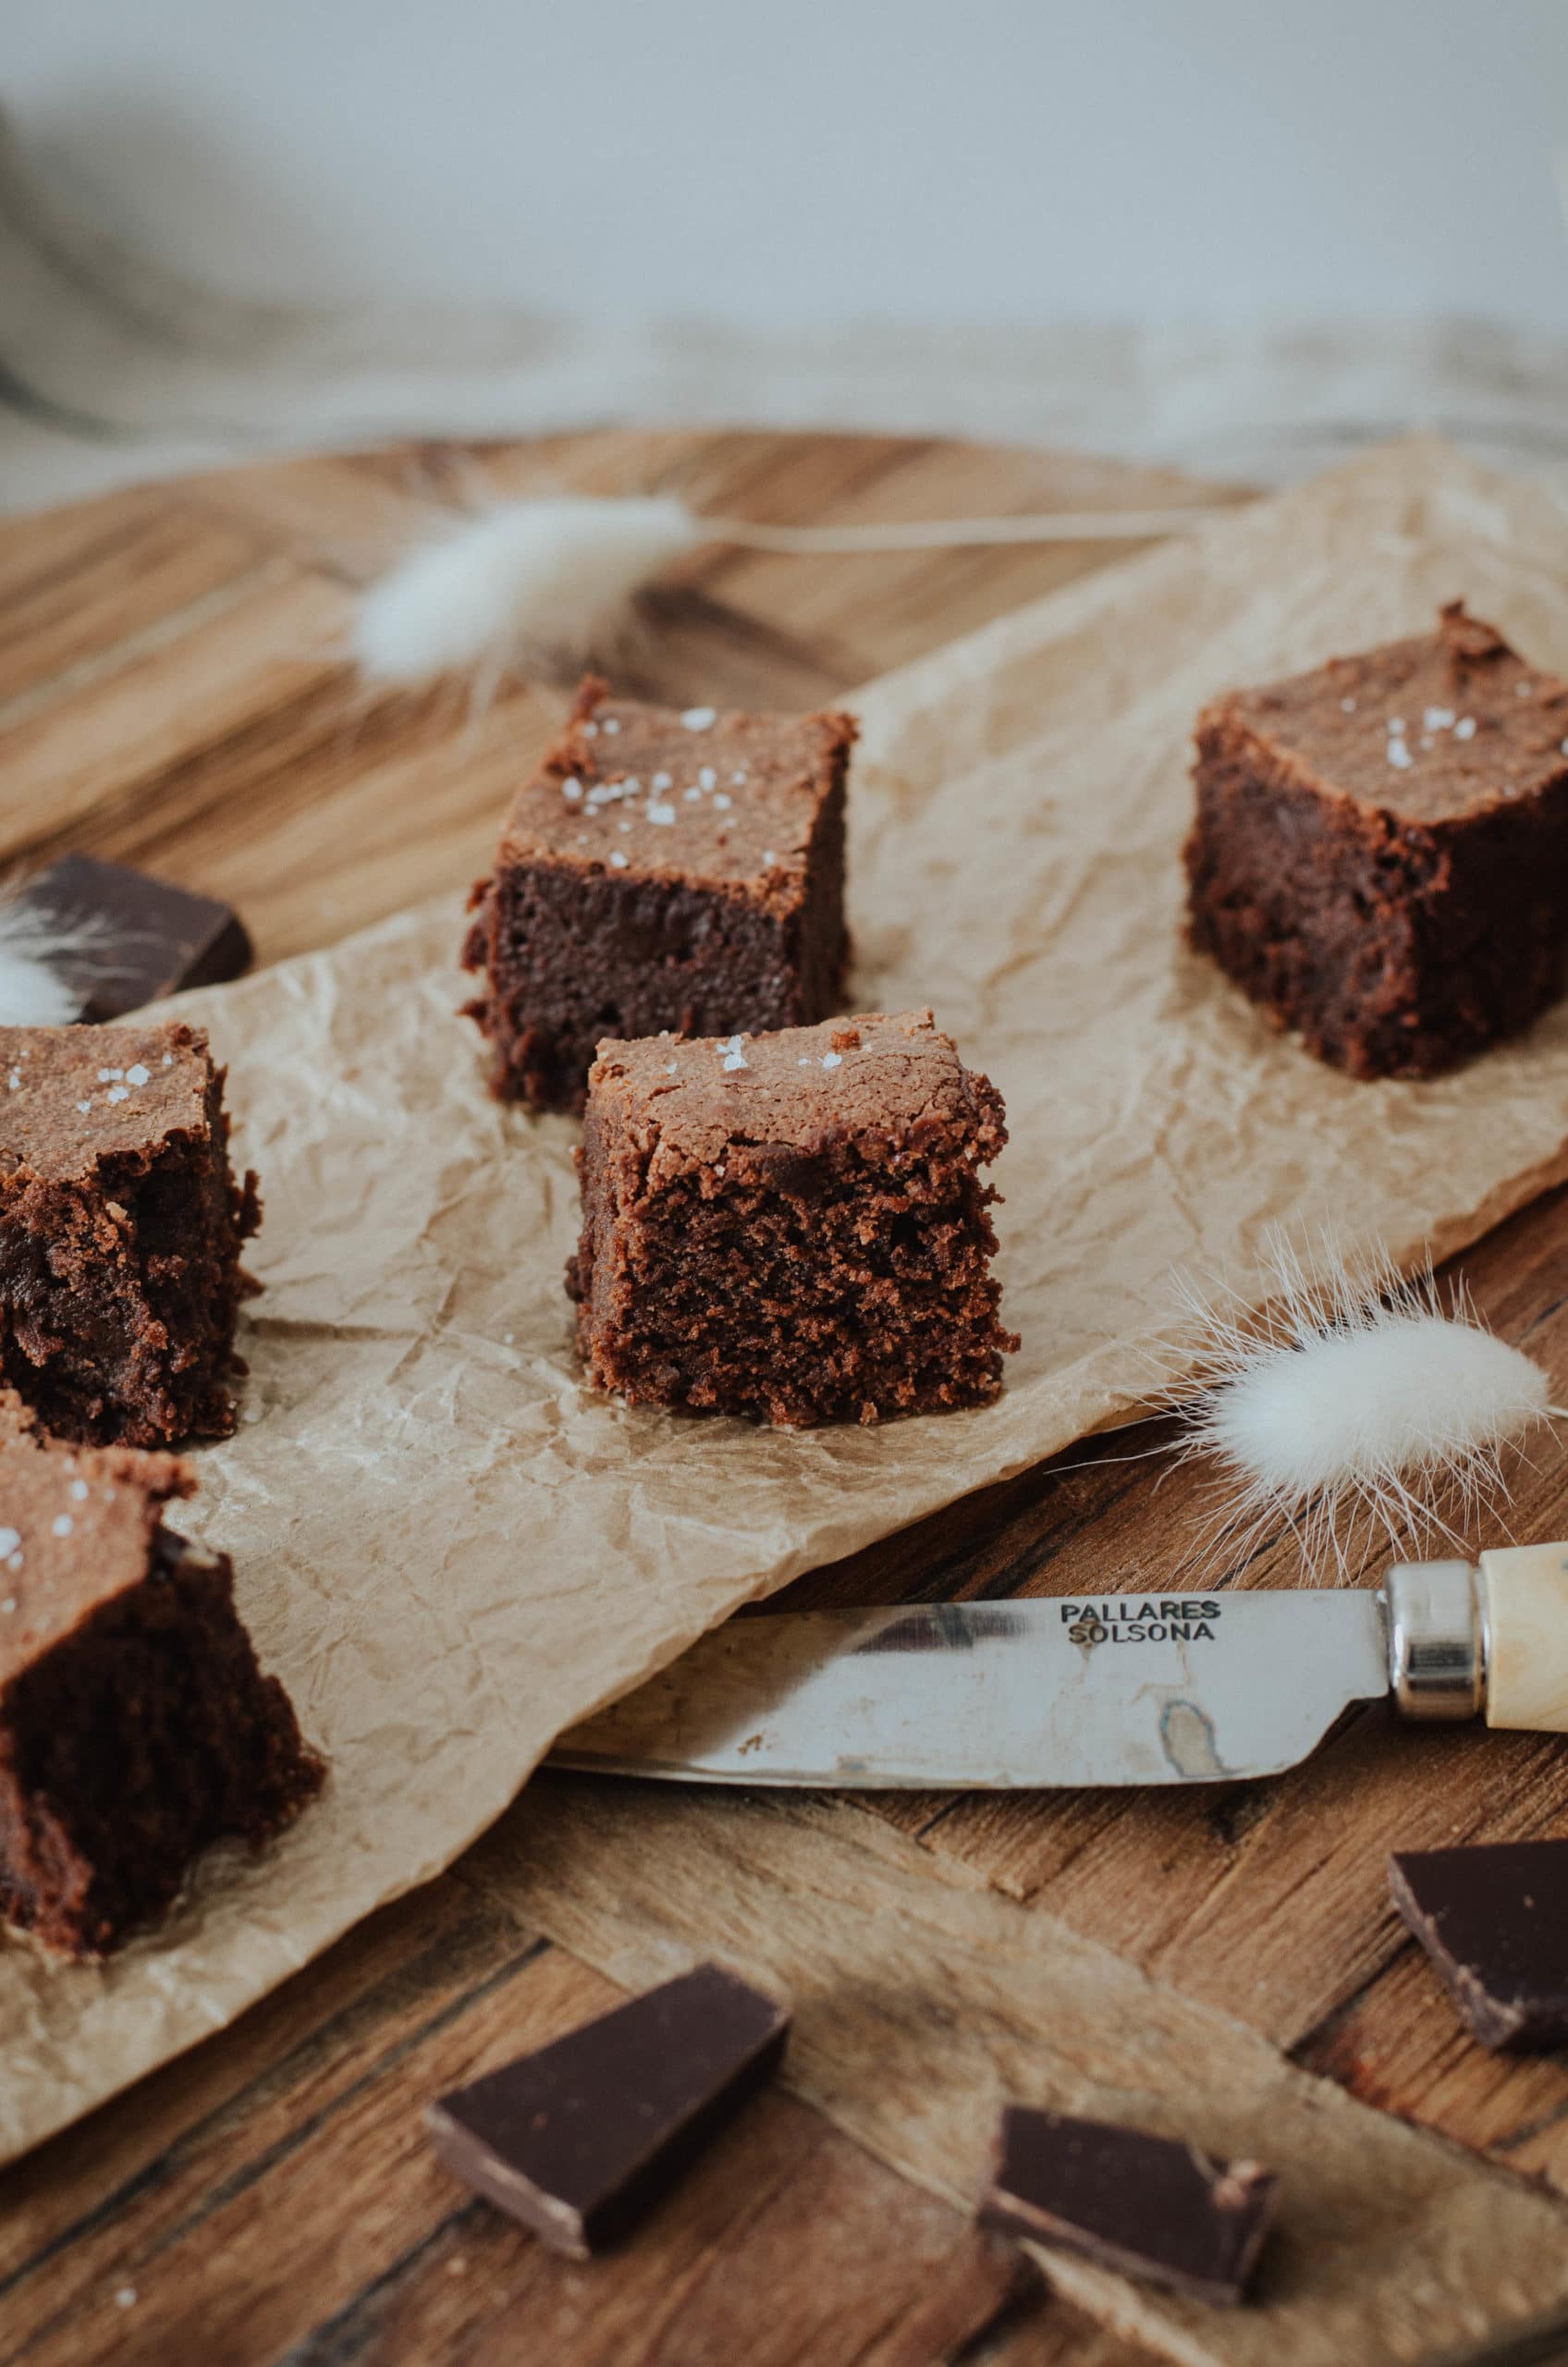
[2,428,1567,2367]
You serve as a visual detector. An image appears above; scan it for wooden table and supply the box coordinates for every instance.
[2,429,1566,2367]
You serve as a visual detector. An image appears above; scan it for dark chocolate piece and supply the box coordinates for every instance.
[12,853,251,1021]
[569,1010,1017,1427]
[462,675,854,1110]
[980,2107,1277,2306]
[425,1963,790,2256]
[1185,603,1568,1077]
[0,1017,261,1445]
[0,1389,323,1956]
[1390,1839,1568,2051]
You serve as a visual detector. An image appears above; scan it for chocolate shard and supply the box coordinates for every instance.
[1390,1839,1568,2051]
[425,1962,790,2257]
[11,854,252,1021]
[980,2106,1277,2306]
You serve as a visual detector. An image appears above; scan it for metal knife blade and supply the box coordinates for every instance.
[550,1590,1391,1789]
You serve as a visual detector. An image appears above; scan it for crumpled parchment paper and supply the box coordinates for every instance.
[6,435,1568,2163]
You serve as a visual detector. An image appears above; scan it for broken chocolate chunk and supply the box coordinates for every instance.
[1390,1839,1568,2051]
[425,1962,790,2256]
[980,2106,1277,2306]
[9,854,251,1021]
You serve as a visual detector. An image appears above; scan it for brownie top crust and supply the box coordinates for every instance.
[588,1011,991,1171]
[498,676,856,908]
[0,1019,215,1184]
[1203,602,1568,826]
[0,1389,195,1690]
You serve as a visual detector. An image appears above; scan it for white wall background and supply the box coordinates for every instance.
[8,0,1568,329]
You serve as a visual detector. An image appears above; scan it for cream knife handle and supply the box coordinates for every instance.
[1477,1544,1568,1732]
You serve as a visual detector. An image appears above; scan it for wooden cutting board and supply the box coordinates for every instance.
[1,429,1566,2367]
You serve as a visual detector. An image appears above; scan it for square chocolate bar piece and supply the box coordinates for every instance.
[569,1011,1016,1426]
[1185,603,1568,1077]
[462,676,854,1110]
[0,1391,321,1956]
[1390,1839,1568,2051]
[11,853,252,1021]
[0,1019,260,1446]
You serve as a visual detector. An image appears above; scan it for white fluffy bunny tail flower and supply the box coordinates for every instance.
[352,491,1217,687]
[352,496,704,686]
[1170,1232,1560,1578]
[0,896,103,1026]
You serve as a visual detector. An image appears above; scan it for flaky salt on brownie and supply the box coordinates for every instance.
[1185,603,1568,1078]
[0,1392,322,1956]
[462,675,854,1110]
[568,1012,1016,1427]
[0,1019,259,1446]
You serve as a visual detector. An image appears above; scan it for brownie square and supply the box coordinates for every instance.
[1184,603,1568,1077]
[462,676,854,1110]
[0,1391,321,1956]
[0,1019,261,1446]
[568,1011,1016,1426]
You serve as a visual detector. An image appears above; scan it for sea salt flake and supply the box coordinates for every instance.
[0,1528,18,1556]
[561,777,583,802]
[1453,717,1476,740]
[730,768,748,784]
[76,1099,92,1114]
[601,717,621,733]
[609,850,630,868]
[713,792,732,810]
[125,1063,150,1086]
[70,1478,88,1500]
[106,1085,129,1103]
[646,801,677,825]
[0,1600,13,1615]
[1386,717,1405,734]
[718,1035,748,1072]
[1419,735,1434,750]
[115,2287,138,2310]
[763,850,777,865]
[821,1052,842,1069]
[680,706,717,730]
[684,786,703,801]
[6,1073,18,1091]
[664,1059,679,1073]
[1340,696,1356,713]
[698,767,717,790]
[52,1515,73,1538]
[652,771,673,790]
[582,719,599,737]
[1424,706,1455,730]
[1387,742,1414,770]
[5,1553,18,1573]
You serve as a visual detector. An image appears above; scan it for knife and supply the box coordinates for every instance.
[553,1548,1568,1789]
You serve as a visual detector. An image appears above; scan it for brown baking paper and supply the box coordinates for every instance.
[7,435,1568,2161]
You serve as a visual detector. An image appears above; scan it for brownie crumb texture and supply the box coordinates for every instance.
[0,1391,322,1956]
[462,676,854,1110]
[1184,602,1568,1078]
[569,1011,1016,1428]
[0,1018,260,1447]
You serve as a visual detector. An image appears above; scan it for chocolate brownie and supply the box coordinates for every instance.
[0,1392,321,1956]
[568,1011,1016,1426]
[1185,603,1568,1077]
[462,677,854,1110]
[0,1020,260,1446]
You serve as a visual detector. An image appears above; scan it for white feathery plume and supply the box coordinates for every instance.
[0,898,96,1026]
[1166,1231,1560,1578]
[352,491,1216,687]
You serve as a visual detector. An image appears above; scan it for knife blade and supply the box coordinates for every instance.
[551,1549,1568,1788]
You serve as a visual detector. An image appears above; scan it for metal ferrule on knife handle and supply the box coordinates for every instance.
[1387,1547,1568,1732]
